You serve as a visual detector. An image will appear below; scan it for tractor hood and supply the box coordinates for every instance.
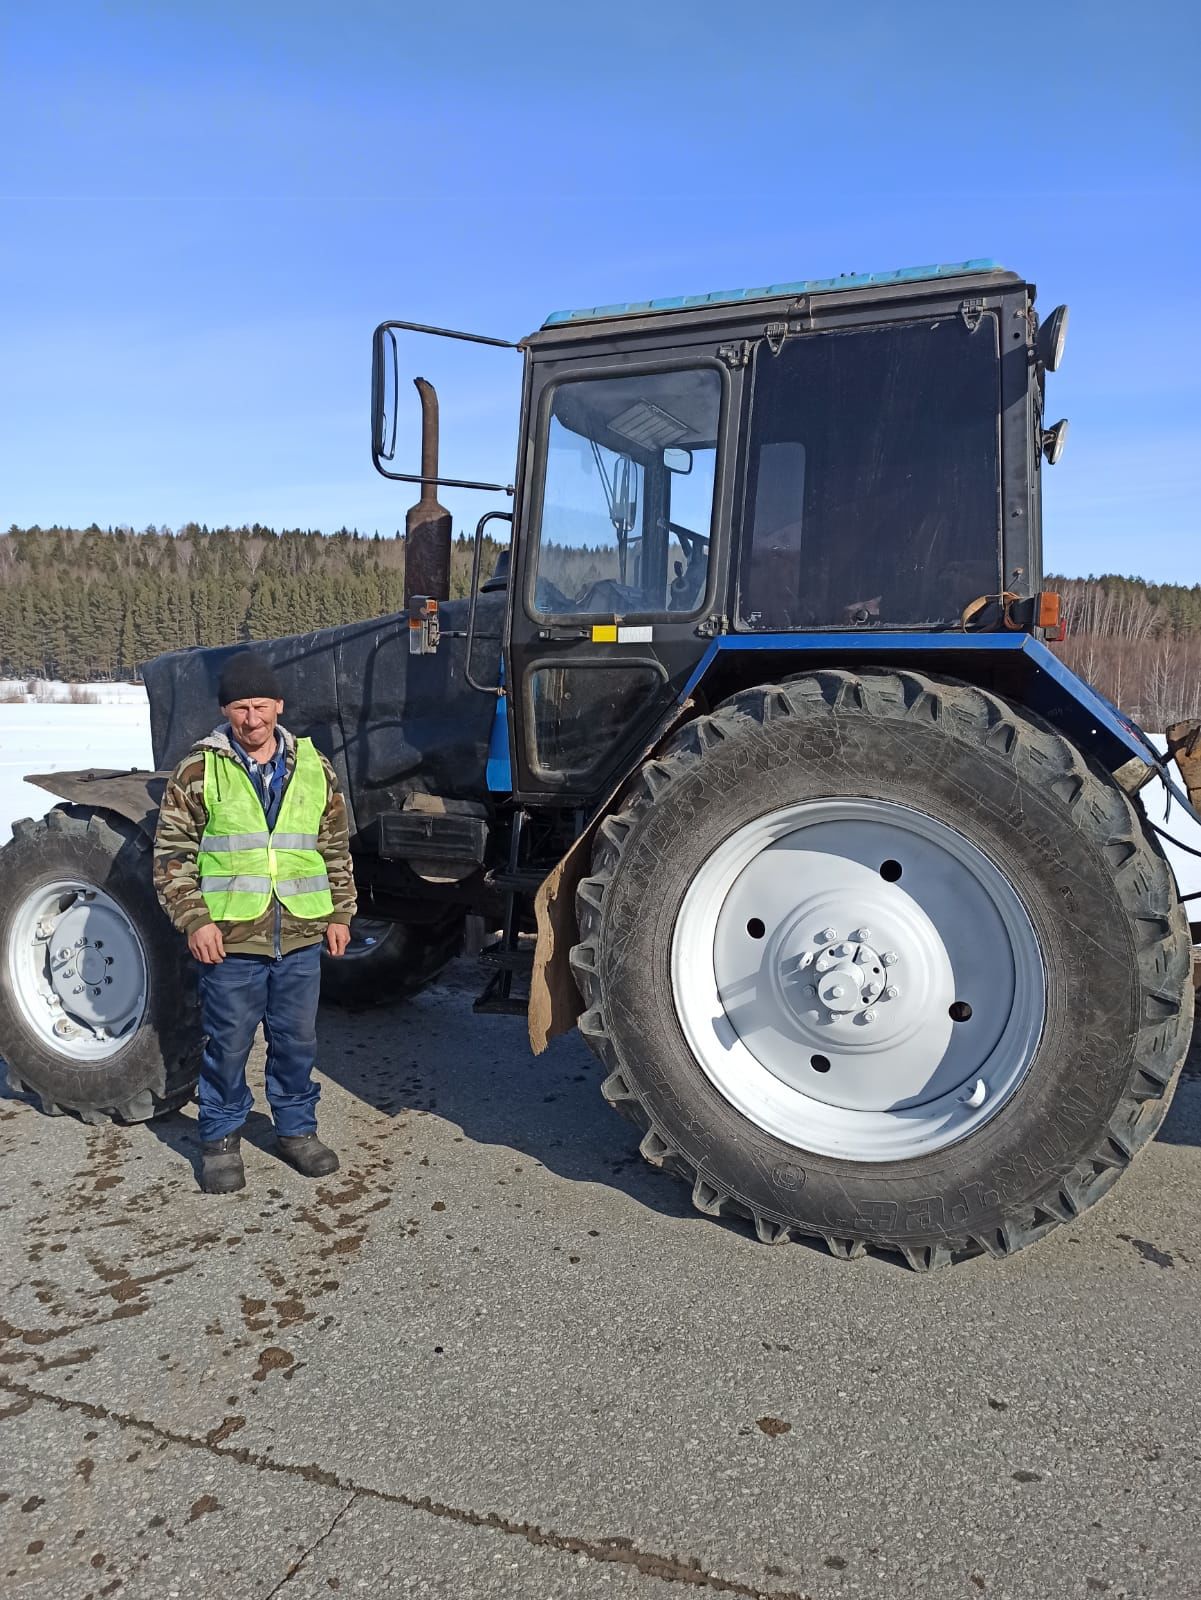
[141,594,505,845]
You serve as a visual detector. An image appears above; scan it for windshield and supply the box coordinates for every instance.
[740,317,1002,629]
[531,368,721,617]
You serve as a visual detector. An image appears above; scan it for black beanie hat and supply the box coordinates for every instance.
[218,651,284,706]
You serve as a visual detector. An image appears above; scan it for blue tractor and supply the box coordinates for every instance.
[1,261,1195,1268]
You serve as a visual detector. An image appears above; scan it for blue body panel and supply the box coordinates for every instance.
[486,671,513,792]
[543,260,1004,328]
[678,633,1159,775]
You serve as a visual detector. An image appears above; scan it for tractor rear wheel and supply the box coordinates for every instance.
[0,807,199,1121]
[571,669,1193,1268]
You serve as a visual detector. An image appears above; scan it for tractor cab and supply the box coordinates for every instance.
[373,261,1071,806]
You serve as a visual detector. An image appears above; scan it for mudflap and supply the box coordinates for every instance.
[528,702,696,1055]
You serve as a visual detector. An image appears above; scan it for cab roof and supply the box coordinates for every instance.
[542,259,1008,328]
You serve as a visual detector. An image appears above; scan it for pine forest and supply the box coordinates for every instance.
[0,526,1198,727]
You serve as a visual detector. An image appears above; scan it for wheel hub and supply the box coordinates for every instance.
[796,929,897,1022]
[670,798,1046,1161]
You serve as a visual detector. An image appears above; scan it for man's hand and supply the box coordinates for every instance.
[188,925,226,964]
[325,923,351,958]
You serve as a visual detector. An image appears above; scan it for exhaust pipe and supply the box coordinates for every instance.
[404,377,452,605]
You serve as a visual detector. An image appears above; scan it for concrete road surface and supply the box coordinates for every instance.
[2,965,1200,1600]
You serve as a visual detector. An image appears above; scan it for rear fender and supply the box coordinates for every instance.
[678,632,1163,782]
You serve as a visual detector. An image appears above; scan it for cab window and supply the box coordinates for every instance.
[531,368,721,618]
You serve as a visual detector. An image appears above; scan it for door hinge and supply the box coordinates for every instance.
[695,613,727,638]
[717,341,752,369]
[960,297,985,331]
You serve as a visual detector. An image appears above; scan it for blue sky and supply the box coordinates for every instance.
[1,0,1198,581]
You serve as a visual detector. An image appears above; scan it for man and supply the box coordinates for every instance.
[153,651,356,1194]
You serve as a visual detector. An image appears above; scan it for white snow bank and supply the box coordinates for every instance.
[0,679,148,705]
[0,695,153,841]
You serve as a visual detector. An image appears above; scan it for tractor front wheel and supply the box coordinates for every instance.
[0,807,199,1121]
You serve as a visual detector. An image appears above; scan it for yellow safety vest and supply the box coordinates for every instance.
[196,738,334,922]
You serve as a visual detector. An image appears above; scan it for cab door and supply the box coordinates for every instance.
[507,344,740,806]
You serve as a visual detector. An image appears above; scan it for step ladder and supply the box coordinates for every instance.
[474,810,543,1016]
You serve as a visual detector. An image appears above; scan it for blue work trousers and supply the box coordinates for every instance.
[196,943,323,1142]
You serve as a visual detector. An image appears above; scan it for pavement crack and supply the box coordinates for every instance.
[1,1377,807,1599]
[262,1489,360,1597]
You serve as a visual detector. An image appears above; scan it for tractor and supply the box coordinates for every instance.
[1,259,1196,1269]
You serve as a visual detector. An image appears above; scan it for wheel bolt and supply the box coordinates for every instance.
[103,976,113,985]
[63,969,74,979]
[95,940,104,949]
[885,985,900,1000]
[58,949,70,961]
[862,1010,877,1024]
[882,951,899,966]
[855,927,871,941]
[816,957,832,973]
[829,985,845,999]
[819,927,837,942]
[91,987,101,997]
[76,938,86,948]
[72,985,83,995]
[104,956,113,966]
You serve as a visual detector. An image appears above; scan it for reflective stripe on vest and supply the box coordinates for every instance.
[196,739,334,923]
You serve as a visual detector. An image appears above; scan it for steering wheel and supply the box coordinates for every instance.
[669,520,710,562]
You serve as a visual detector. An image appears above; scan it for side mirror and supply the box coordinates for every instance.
[371,326,399,461]
[1036,305,1069,372]
[663,447,693,474]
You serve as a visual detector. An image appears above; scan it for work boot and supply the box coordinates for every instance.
[199,1133,245,1194]
[277,1133,340,1178]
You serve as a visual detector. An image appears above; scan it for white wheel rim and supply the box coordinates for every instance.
[670,799,1046,1161]
[7,879,149,1062]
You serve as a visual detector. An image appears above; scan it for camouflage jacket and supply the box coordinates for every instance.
[153,724,357,956]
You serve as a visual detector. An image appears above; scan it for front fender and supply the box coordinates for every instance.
[23,769,167,840]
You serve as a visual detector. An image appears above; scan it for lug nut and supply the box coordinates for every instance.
[862,1010,877,1024]
[58,948,70,961]
[76,937,86,948]
[885,985,900,1000]
[882,951,899,966]
[855,927,871,941]
[103,976,113,985]
[72,985,83,995]
[104,956,113,966]
[95,940,104,949]
[819,927,837,942]
[829,985,845,999]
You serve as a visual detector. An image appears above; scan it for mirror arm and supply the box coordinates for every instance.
[371,318,521,486]
[465,510,513,695]
[374,464,515,493]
